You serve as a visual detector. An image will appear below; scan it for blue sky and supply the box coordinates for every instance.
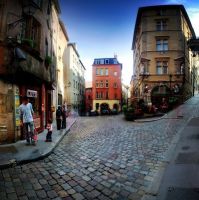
[60,0,199,85]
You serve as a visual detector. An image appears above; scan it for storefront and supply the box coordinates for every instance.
[19,84,46,133]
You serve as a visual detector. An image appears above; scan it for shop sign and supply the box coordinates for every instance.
[27,89,37,98]
[15,95,20,126]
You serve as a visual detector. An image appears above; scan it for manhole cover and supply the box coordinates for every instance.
[175,152,199,164]
[0,146,17,153]
[166,187,199,200]
[187,118,199,126]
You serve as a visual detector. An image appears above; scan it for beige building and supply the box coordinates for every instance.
[65,43,85,111]
[50,3,69,109]
[131,5,196,105]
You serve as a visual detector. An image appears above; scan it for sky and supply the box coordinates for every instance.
[59,0,199,85]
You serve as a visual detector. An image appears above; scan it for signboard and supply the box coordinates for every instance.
[27,89,37,98]
[15,95,20,126]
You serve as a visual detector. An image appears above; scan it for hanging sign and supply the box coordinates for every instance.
[27,89,37,98]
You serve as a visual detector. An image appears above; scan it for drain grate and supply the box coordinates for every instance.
[175,152,199,164]
[166,187,199,200]
[187,118,199,126]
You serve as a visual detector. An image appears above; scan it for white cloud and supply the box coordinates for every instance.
[187,8,199,36]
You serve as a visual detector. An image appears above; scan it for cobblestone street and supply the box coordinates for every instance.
[0,110,194,200]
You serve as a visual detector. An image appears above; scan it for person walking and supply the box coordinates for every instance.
[19,96,36,145]
[61,105,67,129]
[45,119,53,142]
[56,106,62,130]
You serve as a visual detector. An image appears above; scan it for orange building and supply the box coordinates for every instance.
[92,57,122,113]
[85,82,93,112]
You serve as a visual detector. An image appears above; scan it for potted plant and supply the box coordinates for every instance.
[124,106,135,121]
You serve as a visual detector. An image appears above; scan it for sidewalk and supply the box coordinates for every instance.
[142,94,199,200]
[0,115,77,169]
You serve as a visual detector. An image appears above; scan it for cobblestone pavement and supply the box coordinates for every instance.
[0,103,198,200]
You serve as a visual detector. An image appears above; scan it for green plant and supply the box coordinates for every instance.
[22,38,36,48]
[122,105,127,113]
[45,56,52,66]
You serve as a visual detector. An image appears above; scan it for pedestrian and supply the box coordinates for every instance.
[56,106,62,130]
[61,105,67,129]
[45,119,53,142]
[19,96,36,145]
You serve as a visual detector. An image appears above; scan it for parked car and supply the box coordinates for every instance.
[111,109,118,115]
[101,109,110,115]
[89,110,99,116]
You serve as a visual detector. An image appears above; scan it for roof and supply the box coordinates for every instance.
[92,58,122,68]
[59,20,69,41]
[79,59,86,70]
[132,4,196,50]
[68,43,79,57]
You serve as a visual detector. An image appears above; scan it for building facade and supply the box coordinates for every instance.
[85,82,93,113]
[0,0,60,143]
[65,43,85,111]
[92,57,122,112]
[131,5,196,106]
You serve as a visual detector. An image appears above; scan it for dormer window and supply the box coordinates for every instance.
[105,59,109,64]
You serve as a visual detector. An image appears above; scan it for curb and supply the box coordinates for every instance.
[0,119,76,169]
[134,114,167,123]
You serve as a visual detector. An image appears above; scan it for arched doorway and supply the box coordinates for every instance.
[100,103,110,115]
[151,85,171,108]
[113,104,119,111]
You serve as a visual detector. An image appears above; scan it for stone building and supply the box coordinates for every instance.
[65,43,86,112]
[92,57,122,113]
[131,5,196,106]
[0,0,60,143]
[85,82,93,113]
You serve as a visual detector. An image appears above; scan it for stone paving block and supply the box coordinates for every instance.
[61,183,71,190]
[47,190,58,198]
[57,190,68,198]
[67,188,76,195]
[36,189,47,199]
[72,192,84,200]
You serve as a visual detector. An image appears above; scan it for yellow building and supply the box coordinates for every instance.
[131,5,196,105]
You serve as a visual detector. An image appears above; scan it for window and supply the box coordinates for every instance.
[96,68,100,75]
[156,20,167,31]
[100,80,103,88]
[96,80,99,88]
[113,83,117,88]
[114,93,117,99]
[114,71,117,76]
[100,68,104,75]
[105,59,109,64]
[21,16,41,50]
[156,61,168,74]
[156,39,168,51]
[106,91,109,99]
[96,92,103,99]
[105,69,108,75]
[105,80,108,88]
